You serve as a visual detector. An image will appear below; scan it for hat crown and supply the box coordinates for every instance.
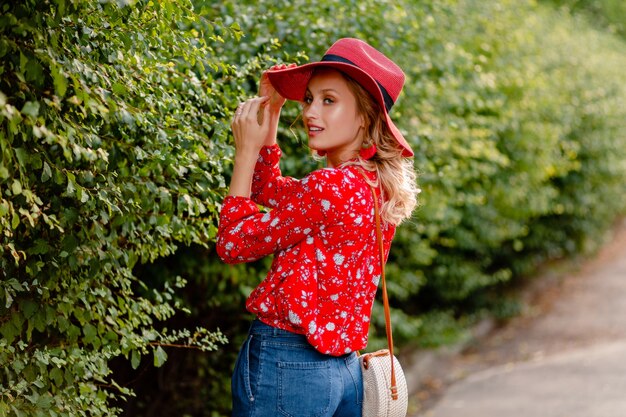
[324,38,405,103]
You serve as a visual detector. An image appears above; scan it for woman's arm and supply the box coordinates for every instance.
[250,145,299,208]
[216,168,348,264]
[228,96,270,198]
[247,64,299,207]
[258,63,295,147]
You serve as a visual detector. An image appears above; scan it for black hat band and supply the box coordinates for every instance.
[321,54,395,112]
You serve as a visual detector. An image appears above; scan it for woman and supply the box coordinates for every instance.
[216,38,418,417]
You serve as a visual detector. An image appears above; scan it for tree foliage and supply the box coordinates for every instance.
[1,0,625,416]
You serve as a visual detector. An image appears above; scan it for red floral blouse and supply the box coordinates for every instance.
[216,145,395,356]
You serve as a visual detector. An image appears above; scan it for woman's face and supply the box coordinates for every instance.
[302,69,365,166]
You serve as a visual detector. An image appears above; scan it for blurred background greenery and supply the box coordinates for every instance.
[1,0,625,416]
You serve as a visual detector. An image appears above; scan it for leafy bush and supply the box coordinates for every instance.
[399,0,626,307]
[541,0,626,40]
[0,0,239,415]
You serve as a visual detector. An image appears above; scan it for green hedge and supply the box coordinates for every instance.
[0,1,237,415]
[1,0,625,416]
[541,0,626,40]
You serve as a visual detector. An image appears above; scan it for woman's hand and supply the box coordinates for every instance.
[227,96,270,198]
[231,96,271,157]
[255,63,296,147]
[259,63,296,114]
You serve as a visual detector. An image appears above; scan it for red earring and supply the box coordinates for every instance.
[359,143,377,160]
[317,150,327,157]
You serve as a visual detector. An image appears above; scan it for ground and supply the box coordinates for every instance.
[406,218,626,416]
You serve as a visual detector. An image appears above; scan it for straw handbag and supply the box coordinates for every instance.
[358,170,408,417]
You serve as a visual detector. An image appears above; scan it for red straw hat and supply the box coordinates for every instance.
[267,38,414,157]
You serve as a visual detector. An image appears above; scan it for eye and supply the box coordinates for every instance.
[303,95,313,105]
[323,97,334,104]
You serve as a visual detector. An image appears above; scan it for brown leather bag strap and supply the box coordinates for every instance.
[357,168,399,400]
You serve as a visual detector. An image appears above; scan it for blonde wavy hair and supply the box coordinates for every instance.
[340,73,419,225]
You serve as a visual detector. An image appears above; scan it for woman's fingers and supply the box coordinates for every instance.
[233,96,265,121]
[239,99,252,119]
[230,96,272,157]
[240,96,268,119]
[231,97,270,150]
[267,63,295,72]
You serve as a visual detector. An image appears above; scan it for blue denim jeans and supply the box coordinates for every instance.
[232,319,363,417]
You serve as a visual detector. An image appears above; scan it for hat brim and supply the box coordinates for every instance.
[267,63,414,157]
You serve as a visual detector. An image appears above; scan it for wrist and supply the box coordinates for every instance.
[234,147,260,163]
[228,150,258,198]
[263,137,277,147]
[266,107,282,121]
[263,110,280,147]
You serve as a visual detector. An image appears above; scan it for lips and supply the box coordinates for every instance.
[307,124,324,137]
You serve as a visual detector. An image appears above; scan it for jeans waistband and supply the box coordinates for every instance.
[247,319,357,363]
[248,319,306,338]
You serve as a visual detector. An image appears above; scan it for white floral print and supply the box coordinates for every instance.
[217,145,395,356]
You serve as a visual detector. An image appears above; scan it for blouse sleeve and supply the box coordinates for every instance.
[250,145,298,208]
[216,168,350,264]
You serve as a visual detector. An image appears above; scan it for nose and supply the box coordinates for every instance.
[303,99,319,121]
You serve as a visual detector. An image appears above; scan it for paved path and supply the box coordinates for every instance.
[409,218,626,417]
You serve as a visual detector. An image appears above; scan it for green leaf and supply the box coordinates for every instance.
[153,346,167,367]
[19,50,28,74]
[30,239,51,255]
[4,291,13,309]
[0,315,21,344]
[66,175,76,196]
[41,161,52,182]
[131,350,141,369]
[11,404,26,417]
[0,400,10,416]
[11,211,19,229]
[50,368,64,386]
[21,300,38,319]
[11,179,22,196]
[61,234,78,253]
[26,392,39,405]
[14,148,28,166]
[36,394,53,409]
[83,323,97,344]
[50,64,68,98]
[0,200,9,217]
[21,101,40,118]
[112,82,127,95]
